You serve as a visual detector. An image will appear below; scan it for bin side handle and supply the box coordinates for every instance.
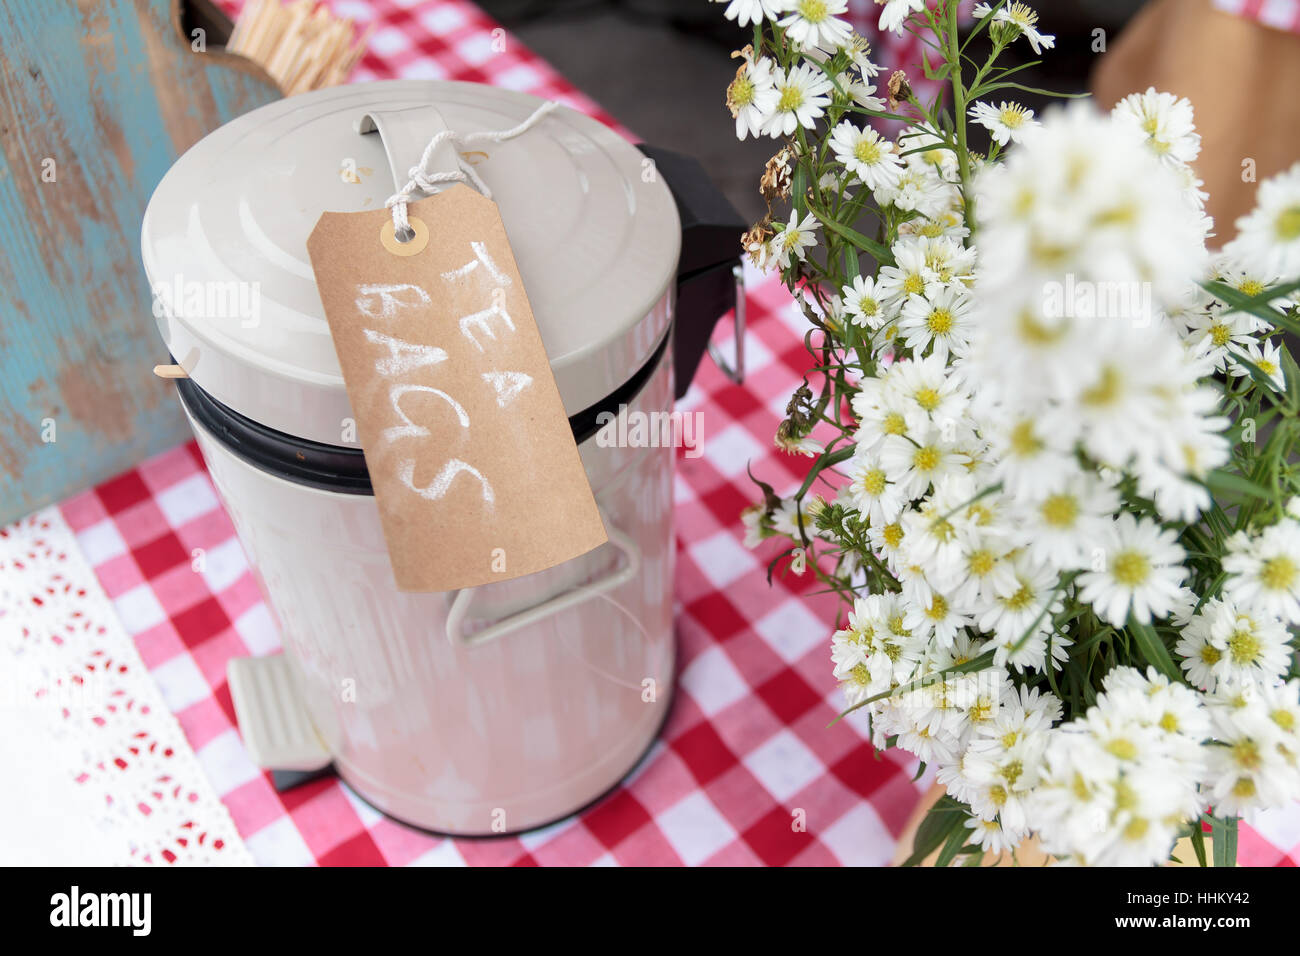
[445,524,642,648]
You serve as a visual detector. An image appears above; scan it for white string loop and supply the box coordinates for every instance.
[385,100,558,238]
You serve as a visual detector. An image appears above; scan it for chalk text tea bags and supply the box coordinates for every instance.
[308,185,606,592]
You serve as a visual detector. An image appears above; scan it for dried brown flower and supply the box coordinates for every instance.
[741,217,774,270]
[760,146,795,202]
[887,70,912,111]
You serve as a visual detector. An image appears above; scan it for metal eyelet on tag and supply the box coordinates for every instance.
[380,215,429,256]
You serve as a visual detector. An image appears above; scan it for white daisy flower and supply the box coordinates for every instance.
[968,100,1038,146]
[1222,518,1300,624]
[772,210,820,270]
[740,503,768,549]
[828,120,902,191]
[713,0,786,27]
[879,421,969,500]
[1224,161,1300,280]
[1202,681,1300,814]
[877,0,926,35]
[841,274,893,330]
[898,287,972,363]
[873,156,959,219]
[771,496,817,539]
[985,410,1079,501]
[774,431,825,457]
[875,237,938,305]
[889,353,971,432]
[1174,596,1293,692]
[1077,514,1188,627]
[847,452,907,526]
[1229,338,1287,392]
[1111,87,1202,167]
[974,2,1055,54]
[726,50,777,141]
[778,0,853,52]
[760,61,833,137]
[1015,469,1121,573]
[976,554,1065,650]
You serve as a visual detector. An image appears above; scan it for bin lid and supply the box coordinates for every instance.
[142,81,680,447]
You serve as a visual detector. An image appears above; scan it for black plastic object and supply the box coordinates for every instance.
[638,143,746,399]
[173,328,671,495]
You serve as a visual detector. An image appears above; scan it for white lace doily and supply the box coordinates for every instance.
[0,508,252,866]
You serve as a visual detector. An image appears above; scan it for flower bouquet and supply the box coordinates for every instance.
[720,0,1300,865]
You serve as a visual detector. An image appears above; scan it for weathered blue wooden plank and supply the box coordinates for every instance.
[0,0,279,522]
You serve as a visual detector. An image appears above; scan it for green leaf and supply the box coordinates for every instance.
[901,796,968,867]
[1283,344,1300,410]
[1127,614,1181,682]
[1206,469,1275,504]
[1228,348,1283,394]
[1190,824,1208,868]
[1205,277,1300,323]
[1209,814,1239,868]
[816,213,894,267]
[934,824,969,868]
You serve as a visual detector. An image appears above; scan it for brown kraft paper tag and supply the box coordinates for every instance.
[306,184,607,592]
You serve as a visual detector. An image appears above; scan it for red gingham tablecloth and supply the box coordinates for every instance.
[42,0,1300,866]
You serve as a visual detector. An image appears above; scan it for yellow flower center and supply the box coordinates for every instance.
[999,105,1028,129]
[1002,583,1035,611]
[926,308,954,335]
[969,550,996,576]
[730,76,754,109]
[776,85,804,114]
[1260,556,1298,592]
[1112,550,1151,587]
[1123,818,1150,842]
[851,663,871,686]
[1232,738,1262,771]
[883,412,908,435]
[1228,627,1261,665]
[1275,205,1300,241]
[1272,709,1296,731]
[1081,366,1122,407]
[797,0,829,22]
[1239,279,1266,297]
[1200,644,1222,665]
[861,468,887,496]
[1016,310,1066,346]
[1009,420,1042,457]
[1106,738,1139,761]
[1233,777,1257,798]
[913,446,941,471]
[854,137,882,165]
[914,387,942,411]
[926,595,948,621]
[1040,493,1078,528]
[882,523,904,549]
[903,273,926,296]
[1210,324,1232,348]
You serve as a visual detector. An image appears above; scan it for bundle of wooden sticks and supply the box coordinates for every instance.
[225,0,371,96]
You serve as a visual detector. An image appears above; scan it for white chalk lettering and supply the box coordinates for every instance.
[364,329,447,377]
[383,384,470,445]
[459,302,516,352]
[397,458,495,505]
[441,241,512,288]
[481,371,532,408]
[355,282,431,320]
